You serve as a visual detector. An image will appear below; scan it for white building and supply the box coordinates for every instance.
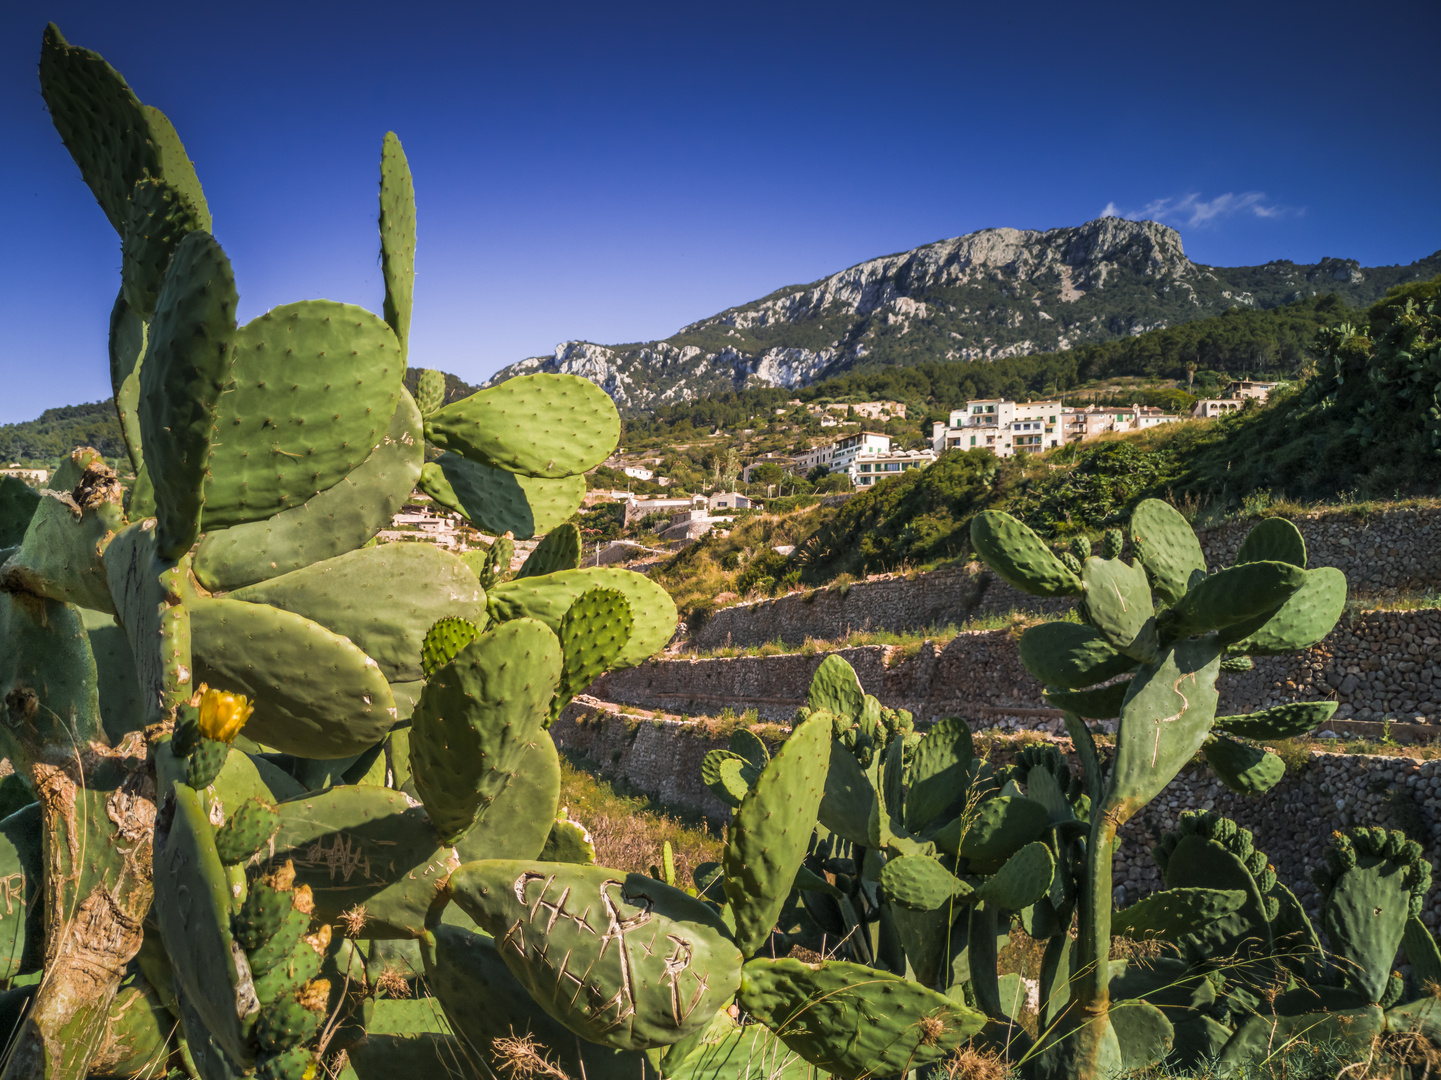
[708,492,754,512]
[1192,399,1243,419]
[796,432,891,476]
[1226,380,1277,402]
[623,495,706,526]
[0,465,49,486]
[852,448,937,487]
[931,399,1065,458]
[622,465,654,482]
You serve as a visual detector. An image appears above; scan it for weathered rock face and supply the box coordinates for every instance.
[485,218,1441,414]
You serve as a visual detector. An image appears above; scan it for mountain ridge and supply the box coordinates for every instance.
[486,217,1441,414]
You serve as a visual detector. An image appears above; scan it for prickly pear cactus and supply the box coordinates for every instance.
[0,27,681,1080]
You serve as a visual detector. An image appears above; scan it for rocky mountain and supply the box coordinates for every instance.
[487,218,1441,414]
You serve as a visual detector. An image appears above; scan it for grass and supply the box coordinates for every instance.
[682,609,1076,659]
[556,757,723,883]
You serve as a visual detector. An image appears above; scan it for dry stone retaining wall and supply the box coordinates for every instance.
[607,607,1441,726]
[694,505,1441,650]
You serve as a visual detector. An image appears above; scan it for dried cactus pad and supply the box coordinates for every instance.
[449,860,743,1051]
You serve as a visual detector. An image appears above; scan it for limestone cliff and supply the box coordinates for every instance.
[487,218,1441,414]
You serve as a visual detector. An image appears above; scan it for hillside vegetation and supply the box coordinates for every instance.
[658,278,1440,613]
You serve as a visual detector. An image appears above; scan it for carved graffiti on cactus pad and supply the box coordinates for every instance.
[504,871,709,1037]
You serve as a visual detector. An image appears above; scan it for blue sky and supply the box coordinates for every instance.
[3,0,1438,425]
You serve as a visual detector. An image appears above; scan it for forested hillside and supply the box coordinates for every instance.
[0,401,125,464]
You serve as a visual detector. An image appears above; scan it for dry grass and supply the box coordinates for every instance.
[944,1044,1011,1080]
[557,758,723,887]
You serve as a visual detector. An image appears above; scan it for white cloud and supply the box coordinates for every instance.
[1098,191,1300,227]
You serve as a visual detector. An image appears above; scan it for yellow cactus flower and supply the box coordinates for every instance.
[196,686,254,743]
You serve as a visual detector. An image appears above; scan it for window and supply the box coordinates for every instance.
[1050,416,1056,423]
[860,463,871,472]
[970,435,976,446]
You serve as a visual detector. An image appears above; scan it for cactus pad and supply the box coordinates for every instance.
[39,24,162,235]
[1103,638,1221,825]
[425,924,656,1080]
[737,958,986,1079]
[970,510,1082,597]
[267,786,455,937]
[1043,680,1131,719]
[420,454,586,539]
[426,374,620,479]
[448,860,743,1050]
[1317,827,1429,1003]
[700,750,758,809]
[723,710,832,953]
[517,523,583,579]
[154,783,257,1069]
[201,301,404,530]
[1235,517,1307,568]
[1081,555,1158,661]
[1018,622,1136,689]
[410,618,561,842]
[192,388,424,591]
[933,796,1050,861]
[488,568,676,670]
[139,230,236,558]
[191,595,397,758]
[414,369,445,417]
[1203,736,1285,795]
[878,855,972,911]
[230,543,486,684]
[1164,560,1308,639]
[807,654,864,719]
[904,715,975,833]
[453,732,563,864]
[122,177,206,319]
[976,842,1055,910]
[1111,888,1248,941]
[253,980,328,1052]
[1214,700,1336,740]
[379,132,415,360]
[1224,566,1347,655]
[420,616,482,679]
[215,798,280,865]
[554,587,633,721]
[1129,498,1206,606]
[188,736,230,789]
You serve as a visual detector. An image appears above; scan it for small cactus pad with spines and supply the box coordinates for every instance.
[187,737,229,789]
[420,616,482,679]
[553,587,633,722]
[214,798,280,865]
[517,523,583,579]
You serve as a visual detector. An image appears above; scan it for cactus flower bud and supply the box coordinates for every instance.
[196,685,253,743]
